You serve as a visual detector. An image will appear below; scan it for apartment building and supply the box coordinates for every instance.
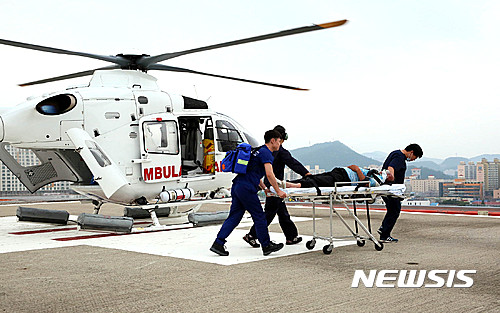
[457,161,477,180]
[409,176,443,197]
[479,158,500,195]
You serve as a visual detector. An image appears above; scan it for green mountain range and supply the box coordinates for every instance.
[289,141,380,169]
[289,141,456,179]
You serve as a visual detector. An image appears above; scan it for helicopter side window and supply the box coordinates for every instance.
[143,121,179,154]
[243,132,260,148]
[215,120,243,152]
[85,140,111,167]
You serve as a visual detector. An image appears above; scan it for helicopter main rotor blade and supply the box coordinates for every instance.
[0,38,130,66]
[148,64,308,90]
[19,65,121,86]
[141,20,347,66]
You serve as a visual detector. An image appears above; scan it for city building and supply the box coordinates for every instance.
[284,165,325,181]
[479,158,500,197]
[453,158,500,199]
[411,168,422,179]
[408,175,443,197]
[457,161,477,180]
[440,179,483,199]
[402,199,431,206]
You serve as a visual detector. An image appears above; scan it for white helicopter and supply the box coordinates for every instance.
[0,20,347,227]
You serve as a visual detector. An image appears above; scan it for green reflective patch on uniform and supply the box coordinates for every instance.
[237,159,248,165]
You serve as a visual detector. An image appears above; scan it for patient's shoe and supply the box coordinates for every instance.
[243,233,260,248]
[286,236,303,245]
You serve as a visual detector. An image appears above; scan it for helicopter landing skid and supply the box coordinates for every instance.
[138,197,231,227]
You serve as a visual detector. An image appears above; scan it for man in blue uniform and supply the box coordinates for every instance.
[244,125,311,247]
[210,130,287,256]
[378,143,423,242]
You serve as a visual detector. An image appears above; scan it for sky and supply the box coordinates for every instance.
[0,0,498,159]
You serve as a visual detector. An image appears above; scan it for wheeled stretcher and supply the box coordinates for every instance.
[271,183,406,254]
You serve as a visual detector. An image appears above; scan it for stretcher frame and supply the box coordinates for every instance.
[282,182,405,254]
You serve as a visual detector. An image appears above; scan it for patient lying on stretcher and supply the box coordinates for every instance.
[285,165,394,188]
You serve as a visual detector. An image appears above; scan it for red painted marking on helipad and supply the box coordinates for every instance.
[53,225,192,241]
[287,203,500,216]
[9,227,77,235]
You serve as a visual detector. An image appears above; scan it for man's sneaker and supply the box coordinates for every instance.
[286,236,303,245]
[243,234,260,248]
[210,241,229,256]
[262,241,284,256]
[380,236,399,243]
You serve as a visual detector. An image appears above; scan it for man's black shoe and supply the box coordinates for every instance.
[243,233,260,248]
[210,241,229,256]
[286,236,303,245]
[262,241,284,256]
[380,236,399,243]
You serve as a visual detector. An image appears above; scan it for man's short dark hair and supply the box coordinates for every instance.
[273,125,288,140]
[405,143,423,158]
[264,130,281,143]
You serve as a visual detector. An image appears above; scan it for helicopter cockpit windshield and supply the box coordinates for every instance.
[215,120,243,152]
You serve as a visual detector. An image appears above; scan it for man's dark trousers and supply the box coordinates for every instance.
[248,197,298,241]
[216,183,270,247]
[380,196,402,237]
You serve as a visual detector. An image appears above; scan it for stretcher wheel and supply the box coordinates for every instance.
[323,244,333,254]
[306,240,315,250]
[375,242,384,251]
[356,240,365,247]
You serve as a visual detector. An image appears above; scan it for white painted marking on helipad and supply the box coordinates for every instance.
[0,215,356,265]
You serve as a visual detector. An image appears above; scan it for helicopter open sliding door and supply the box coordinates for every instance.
[138,114,181,183]
[178,116,215,177]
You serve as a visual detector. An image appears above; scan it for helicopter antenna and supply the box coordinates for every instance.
[193,85,198,99]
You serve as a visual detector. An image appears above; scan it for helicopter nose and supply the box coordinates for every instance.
[0,116,4,142]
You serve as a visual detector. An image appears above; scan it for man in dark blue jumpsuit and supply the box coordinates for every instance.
[244,125,310,247]
[210,130,287,256]
[378,143,423,242]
